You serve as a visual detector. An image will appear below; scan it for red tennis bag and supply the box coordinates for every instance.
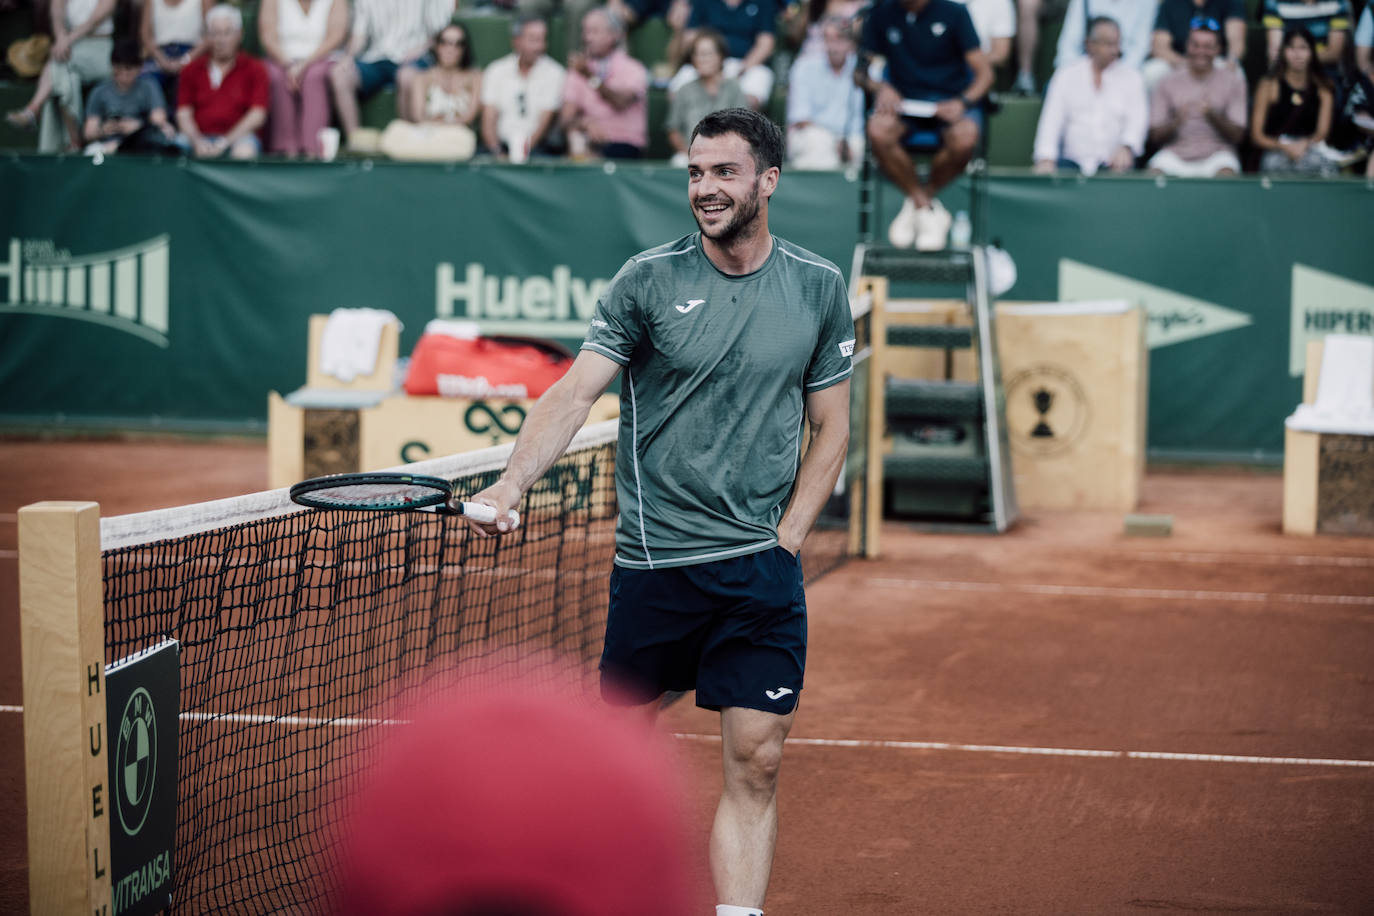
[403,331,574,399]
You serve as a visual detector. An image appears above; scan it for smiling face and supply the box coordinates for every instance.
[690,34,724,78]
[435,25,468,69]
[112,61,141,92]
[1085,21,1121,70]
[581,9,618,58]
[686,131,777,245]
[1282,32,1313,73]
[513,20,547,66]
[206,17,241,62]
[1185,28,1219,74]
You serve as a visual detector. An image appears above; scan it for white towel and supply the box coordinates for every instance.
[319,308,400,383]
[422,319,482,340]
[1286,334,1374,435]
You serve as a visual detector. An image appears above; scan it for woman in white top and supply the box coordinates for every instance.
[140,0,212,102]
[6,0,117,152]
[259,0,350,156]
[380,23,481,161]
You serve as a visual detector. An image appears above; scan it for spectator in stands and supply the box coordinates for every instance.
[783,0,864,61]
[608,0,674,30]
[518,0,601,57]
[1012,0,1044,93]
[1146,22,1246,176]
[83,38,176,154]
[1033,15,1147,174]
[1251,26,1338,175]
[858,0,993,250]
[1262,0,1351,69]
[1145,0,1245,92]
[379,23,481,160]
[954,0,1016,68]
[480,17,566,160]
[665,29,746,165]
[176,4,268,159]
[666,0,778,110]
[1054,0,1156,72]
[1357,4,1371,74]
[1330,53,1374,175]
[139,0,211,105]
[6,0,117,152]
[328,0,454,148]
[786,15,864,168]
[560,8,649,159]
[259,0,350,158]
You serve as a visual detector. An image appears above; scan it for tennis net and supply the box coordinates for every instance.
[100,420,620,914]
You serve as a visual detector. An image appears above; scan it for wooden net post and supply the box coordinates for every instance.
[18,501,111,916]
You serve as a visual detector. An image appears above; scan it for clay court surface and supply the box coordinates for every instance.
[1,437,1372,914]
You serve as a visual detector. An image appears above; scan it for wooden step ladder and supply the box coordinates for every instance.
[850,246,1018,547]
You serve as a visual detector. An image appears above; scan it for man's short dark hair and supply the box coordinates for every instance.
[1086,15,1120,38]
[689,108,784,174]
[111,38,143,67]
[511,14,545,38]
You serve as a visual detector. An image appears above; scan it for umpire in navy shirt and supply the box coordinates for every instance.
[856,0,993,250]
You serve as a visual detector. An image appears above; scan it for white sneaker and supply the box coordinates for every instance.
[888,199,922,248]
[915,199,952,251]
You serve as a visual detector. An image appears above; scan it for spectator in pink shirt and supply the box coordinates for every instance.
[560,7,649,159]
[1146,23,1247,177]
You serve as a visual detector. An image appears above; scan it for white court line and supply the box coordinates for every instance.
[675,733,1374,769]
[1,705,1369,769]
[1131,551,1374,569]
[866,578,1374,607]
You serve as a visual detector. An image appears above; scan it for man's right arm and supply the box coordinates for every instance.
[465,350,623,531]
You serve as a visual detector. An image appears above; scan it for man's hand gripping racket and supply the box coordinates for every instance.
[288,472,521,533]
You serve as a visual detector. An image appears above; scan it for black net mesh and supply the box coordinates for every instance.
[102,436,617,914]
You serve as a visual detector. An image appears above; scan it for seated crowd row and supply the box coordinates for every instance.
[5,1,1371,196]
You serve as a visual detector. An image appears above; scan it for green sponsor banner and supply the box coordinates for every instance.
[1,155,1371,461]
[985,173,1374,461]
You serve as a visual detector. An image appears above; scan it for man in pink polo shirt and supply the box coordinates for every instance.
[560,7,648,159]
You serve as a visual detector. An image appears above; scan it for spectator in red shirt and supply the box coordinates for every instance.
[176,4,269,158]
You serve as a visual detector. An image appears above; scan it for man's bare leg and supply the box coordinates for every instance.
[329,59,362,138]
[927,117,979,194]
[867,109,930,206]
[711,705,795,908]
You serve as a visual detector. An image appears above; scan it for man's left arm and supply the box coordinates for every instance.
[740,31,776,72]
[1112,73,1148,170]
[777,380,850,555]
[1224,3,1246,69]
[935,46,992,123]
[222,64,269,145]
[597,58,647,112]
[66,0,117,44]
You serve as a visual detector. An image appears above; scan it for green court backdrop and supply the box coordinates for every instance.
[1,154,1371,461]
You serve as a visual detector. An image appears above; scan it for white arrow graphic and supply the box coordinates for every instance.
[1289,264,1374,377]
[1059,259,1252,350]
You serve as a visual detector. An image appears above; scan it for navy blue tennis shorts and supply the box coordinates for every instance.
[599,545,806,715]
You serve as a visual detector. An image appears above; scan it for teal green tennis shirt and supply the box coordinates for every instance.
[581,233,855,569]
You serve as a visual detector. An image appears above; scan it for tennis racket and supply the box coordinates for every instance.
[289,473,520,528]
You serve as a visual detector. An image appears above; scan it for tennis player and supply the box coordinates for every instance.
[466,107,854,916]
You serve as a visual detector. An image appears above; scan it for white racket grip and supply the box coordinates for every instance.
[457,501,521,529]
